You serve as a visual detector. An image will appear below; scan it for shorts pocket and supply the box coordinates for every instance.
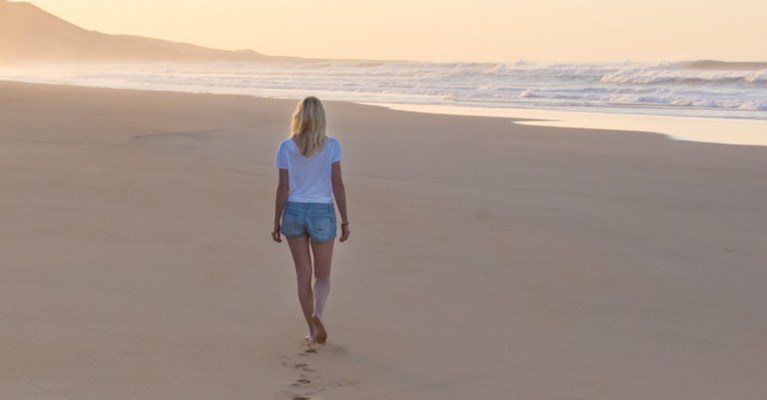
[281,212,303,237]
[308,215,336,242]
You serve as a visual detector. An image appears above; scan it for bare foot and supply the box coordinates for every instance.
[311,316,327,344]
[304,324,318,344]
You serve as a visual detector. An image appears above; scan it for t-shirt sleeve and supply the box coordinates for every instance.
[274,141,288,169]
[331,139,342,163]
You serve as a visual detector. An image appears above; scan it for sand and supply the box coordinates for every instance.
[1,81,766,400]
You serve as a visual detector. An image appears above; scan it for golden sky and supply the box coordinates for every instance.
[28,0,767,62]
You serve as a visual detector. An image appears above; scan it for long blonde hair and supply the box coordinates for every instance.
[290,96,327,157]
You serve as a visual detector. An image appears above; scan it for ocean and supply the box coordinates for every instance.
[2,60,766,122]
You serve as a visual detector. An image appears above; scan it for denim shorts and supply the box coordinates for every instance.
[281,202,337,242]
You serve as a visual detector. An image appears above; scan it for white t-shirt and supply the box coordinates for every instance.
[274,137,342,204]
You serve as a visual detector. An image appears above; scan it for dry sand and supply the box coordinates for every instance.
[1,81,766,399]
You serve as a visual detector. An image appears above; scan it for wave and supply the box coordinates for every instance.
[685,60,767,71]
[601,66,767,86]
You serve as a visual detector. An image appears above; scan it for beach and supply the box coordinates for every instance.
[2,80,766,399]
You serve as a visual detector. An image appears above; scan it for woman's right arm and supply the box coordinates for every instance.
[272,168,289,243]
[331,161,350,242]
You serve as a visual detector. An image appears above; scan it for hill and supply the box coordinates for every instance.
[0,0,292,64]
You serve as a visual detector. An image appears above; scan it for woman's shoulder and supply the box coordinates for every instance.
[327,136,341,146]
[278,138,296,150]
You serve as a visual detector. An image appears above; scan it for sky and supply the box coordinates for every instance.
[27,0,767,63]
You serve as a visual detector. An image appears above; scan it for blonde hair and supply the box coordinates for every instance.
[290,96,327,157]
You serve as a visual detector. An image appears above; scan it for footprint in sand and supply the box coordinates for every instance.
[280,355,322,399]
[294,363,315,373]
[281,344,358,399]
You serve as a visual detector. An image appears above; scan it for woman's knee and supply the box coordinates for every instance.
[314,271,331,282]
[296,269,313,285]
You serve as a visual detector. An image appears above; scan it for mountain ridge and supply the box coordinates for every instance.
[0,0,301,64]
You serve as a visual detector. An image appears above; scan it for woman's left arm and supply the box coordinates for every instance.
[331,161,350,242]
[272,168,289,242]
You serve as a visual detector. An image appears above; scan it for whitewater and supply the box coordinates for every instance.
[2,60,766,122]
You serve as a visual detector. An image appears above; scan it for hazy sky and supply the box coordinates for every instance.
[29,0,767,62]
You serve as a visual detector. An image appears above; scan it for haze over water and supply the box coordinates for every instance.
[3,60,765,119]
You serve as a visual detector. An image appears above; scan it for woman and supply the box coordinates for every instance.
[272,96,350,345]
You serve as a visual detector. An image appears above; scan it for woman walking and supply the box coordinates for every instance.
[272,96,350,344]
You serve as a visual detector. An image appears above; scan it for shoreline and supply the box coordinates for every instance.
[1,76,766,147]
[364,103,767,147]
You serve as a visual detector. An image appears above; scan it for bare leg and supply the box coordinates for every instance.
[310,238,334,343]
[287,235,315,341]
